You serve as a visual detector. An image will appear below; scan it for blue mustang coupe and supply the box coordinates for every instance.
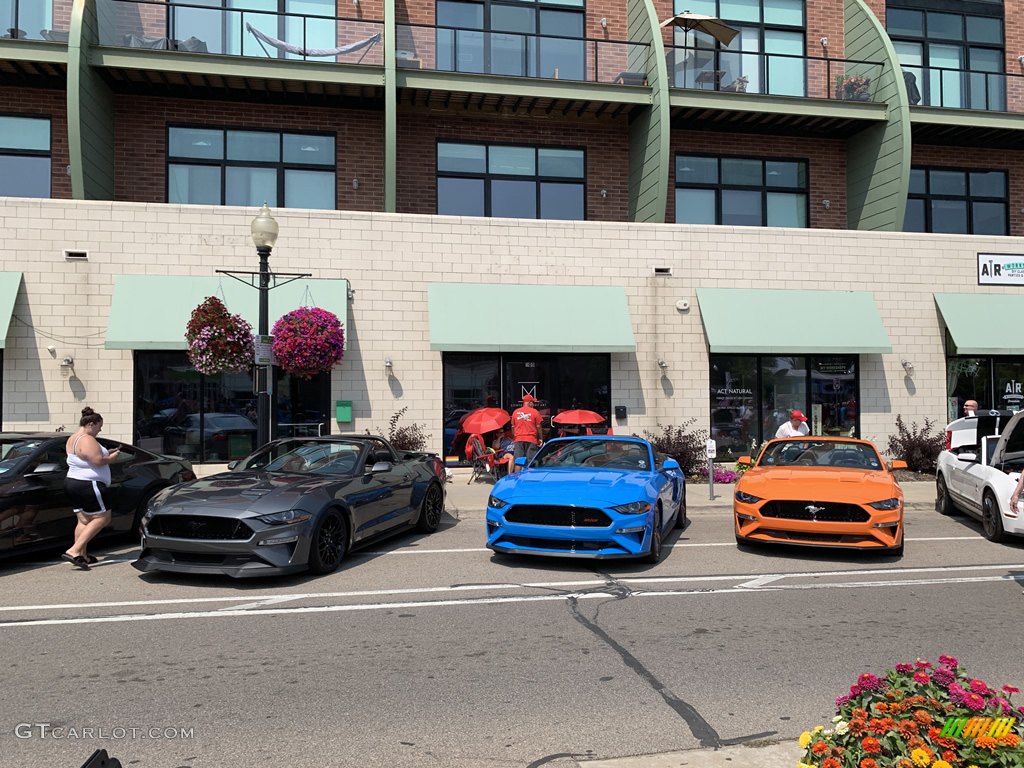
[485,436,686,562]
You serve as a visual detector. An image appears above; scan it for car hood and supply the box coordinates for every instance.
[493,468,654,506]
[738,467,902,503]
[153,471,335,518]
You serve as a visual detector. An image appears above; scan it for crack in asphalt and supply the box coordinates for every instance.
[565,582,776,750]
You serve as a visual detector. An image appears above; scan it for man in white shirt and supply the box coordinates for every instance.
[775,409,810,438]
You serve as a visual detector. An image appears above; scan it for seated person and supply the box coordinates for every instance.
[493,430,514,475]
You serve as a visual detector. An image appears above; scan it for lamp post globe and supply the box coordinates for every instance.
[251,203,278,449]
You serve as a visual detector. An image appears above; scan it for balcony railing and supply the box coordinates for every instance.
[668,45,884,102]
[396,23,652,86]
[902,64,1018,112]
[97,0,383,65]
[2,0,70,42]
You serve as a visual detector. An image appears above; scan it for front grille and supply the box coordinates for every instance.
[148,515,253,540]
[503,536,621,552]
[504,505,611,527]
[759,529,873,545]
[760,501,869,523]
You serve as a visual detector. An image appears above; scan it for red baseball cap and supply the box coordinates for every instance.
[522,394,537,403]
[790,409,807,422]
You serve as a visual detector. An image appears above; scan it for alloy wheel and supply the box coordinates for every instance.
[317,514,345,567]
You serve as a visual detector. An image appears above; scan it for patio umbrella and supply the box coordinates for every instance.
[659,11,738,46]
[461,407,511,435]
[552,409,606,426]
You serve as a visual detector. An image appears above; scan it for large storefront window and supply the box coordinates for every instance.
[134,352,329,462]
[442,352,610,456]
[946,356,1024,420]
[711,354,859,459]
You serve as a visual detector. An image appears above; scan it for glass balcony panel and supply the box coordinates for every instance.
[2,0,52,40]
[171,1,222,54]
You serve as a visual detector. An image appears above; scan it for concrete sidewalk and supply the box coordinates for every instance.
[574,740,803,767]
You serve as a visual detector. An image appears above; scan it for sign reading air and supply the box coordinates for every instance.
[978,253,1024,285]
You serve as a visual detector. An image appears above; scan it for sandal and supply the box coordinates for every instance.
[61,553,90,570]
[84,555,98,564]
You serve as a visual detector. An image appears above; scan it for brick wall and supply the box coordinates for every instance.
[912,144,1024,236]
[113,95,384,211]
[668,130,847,228]
[0,87,71,200]
[395,110,630,220]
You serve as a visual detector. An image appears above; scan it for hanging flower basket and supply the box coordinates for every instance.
[271,307,345,380]
[184,296,255,376]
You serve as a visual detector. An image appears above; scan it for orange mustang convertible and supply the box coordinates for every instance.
[733,437,907,555]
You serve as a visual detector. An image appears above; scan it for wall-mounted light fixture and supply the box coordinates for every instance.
[657,358,668,370]
[60,355,74,368]
[46,345,56,356]
[821,199,831,209]
[600,189,608,198]
[901,359,915,376]
[819,36,828,49]
[352,178,360,190]
[600,17,608,28]
[385,356,394,375]
[1018,54,1024,65]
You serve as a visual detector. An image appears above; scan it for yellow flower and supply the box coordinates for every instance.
[797,764,816,768]
[932,761,953,768]
[911,749,931,767]
[813,725,825,734]
[798,732,812,749]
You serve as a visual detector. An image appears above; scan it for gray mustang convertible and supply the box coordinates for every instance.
[133,435,446,578]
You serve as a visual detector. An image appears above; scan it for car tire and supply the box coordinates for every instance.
[981,490,1008,543]
[891,533,904,557]
[936,475,958,516]
[415,482,444,534]
[644,508,663,564]
[674,488,687,529]
[307,509,348,575]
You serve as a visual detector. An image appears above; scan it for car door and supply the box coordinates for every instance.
[654,451,680,513]
[345,442,405,542]
[2,440,71,553]
[367,439,417,529]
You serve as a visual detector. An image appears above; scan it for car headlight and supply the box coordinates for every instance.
[612,501,652,515]
[258,509,313,526]
[868,498,902,511]
[487,495,508,509]
[735,490,762,504]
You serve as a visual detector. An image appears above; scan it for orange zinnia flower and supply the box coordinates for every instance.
[812,741,829,755]
[875,703,890,714]
[974,736,998,750]
[853,708,869,720]
[935,736,958,749]
[928,727,942,740]
[822,758,841,768]
[897,720,920,738]
[1000,733,1022,748]
[913,710,932,725]
[861,737,882,754]
[942,750,958,763]
[896,759,914,768]
[861,759,879,768]
[849,719,868,737]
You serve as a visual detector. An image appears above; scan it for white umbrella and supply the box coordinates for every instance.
[660,11,739,46]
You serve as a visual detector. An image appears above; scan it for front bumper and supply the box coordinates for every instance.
[486,507,655,559]
[734,499,902,550]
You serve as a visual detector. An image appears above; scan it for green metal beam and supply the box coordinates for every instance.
[0,41,69,65]
[384,0,396,212]
[626,0,669,223]
[90,48,385,88]
[911,106,1024,133]
[68,0,115,200]
[669,91,887,121]
[395,69,652,104]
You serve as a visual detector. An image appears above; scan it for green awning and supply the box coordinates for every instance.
[0,272,22,349]
[105,274,349,350]
[428,283,635,352]
[696,288,892,354]
[935,293,1024,355]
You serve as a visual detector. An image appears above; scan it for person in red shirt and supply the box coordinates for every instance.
[511,394,543,471]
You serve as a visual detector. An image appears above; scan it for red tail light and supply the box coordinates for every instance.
[179,469,197,482]
[945,430,952,451]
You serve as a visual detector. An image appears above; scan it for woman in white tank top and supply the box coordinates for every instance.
[61,407,121,570]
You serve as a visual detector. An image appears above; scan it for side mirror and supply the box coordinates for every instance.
[737,456,753,465]
[227,460,239,470]
[32,462,61,474]
[662,458,680,471]
[370,461,392,474]
[955,453,978,463]
[890,459,908,470]
[514,457,527,467]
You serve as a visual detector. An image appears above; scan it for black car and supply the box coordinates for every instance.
[134,435,447,578]
[0,433,195,560]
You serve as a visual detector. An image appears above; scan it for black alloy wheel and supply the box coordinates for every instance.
[416,483,444,533]
[674,488,687,529]
[645,508,663,564]
[935,475,957,516]
[308,510,348,574]
[981,491,1008,543]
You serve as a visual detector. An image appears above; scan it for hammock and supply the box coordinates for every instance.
[245,22,381,61]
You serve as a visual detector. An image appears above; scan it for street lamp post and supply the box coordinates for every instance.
[250,203,279,448]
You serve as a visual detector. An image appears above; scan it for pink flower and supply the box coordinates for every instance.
[858,673,886,691]
[931,667,955,687]
[970,679,991,695]
[963,692,987,710]
[913,671,930,684]
[1003,685,1020,695]
[850,684,862,695]
[836,693,853,708]
[938,655,959,669]
[989,696,1012,715]
[915,660,933,669]
[895,663,914,674]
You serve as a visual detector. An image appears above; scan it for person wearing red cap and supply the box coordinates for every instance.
[775,409,810,438]
[511,394,543,471]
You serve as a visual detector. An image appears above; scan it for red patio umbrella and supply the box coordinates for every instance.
[461,407,511,434]
[552,409,605,425]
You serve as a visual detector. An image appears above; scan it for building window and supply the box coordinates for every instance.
[675,154,807,227]
[671,0,805,95]
[887,3,1004,110]
[167,127,336,209]
[904,167,1007,235]
[710,354,859,460]
[437,142,585,220]
[169,0,337,58]
[134,351,329,463]
[2,1,53,41]
[435,0,585,80]
[945,356,1024,420]
[0,115,51,198]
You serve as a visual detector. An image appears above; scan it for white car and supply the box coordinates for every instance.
[935,410,1024,541]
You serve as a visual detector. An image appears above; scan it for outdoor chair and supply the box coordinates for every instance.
[466,434,495,484]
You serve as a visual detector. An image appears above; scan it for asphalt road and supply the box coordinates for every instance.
[1,480,1023,768]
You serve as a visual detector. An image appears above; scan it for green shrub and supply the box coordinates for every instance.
[886,414,944,473]
[640,420,708,476]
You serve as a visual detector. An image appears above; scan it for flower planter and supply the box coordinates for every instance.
[271,307,345,380]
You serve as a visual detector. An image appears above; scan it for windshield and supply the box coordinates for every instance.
[0,438,47,476]
[532,438,652,471]
[237,439,364,475]
[758,440,883,470]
